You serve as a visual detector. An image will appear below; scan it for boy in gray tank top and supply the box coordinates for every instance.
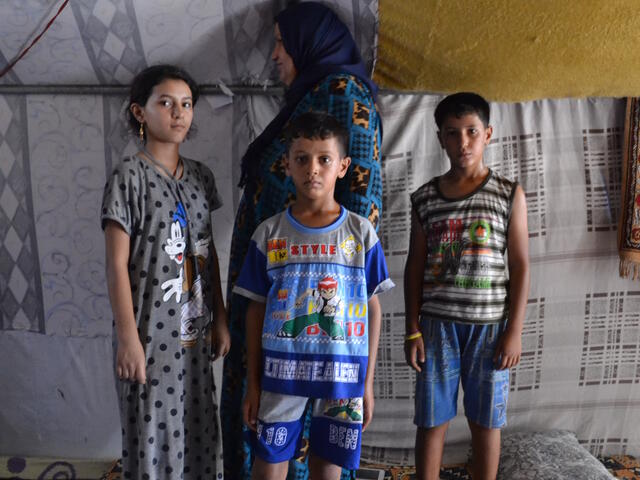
[404,92,530,480]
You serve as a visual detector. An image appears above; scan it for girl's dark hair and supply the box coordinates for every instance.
[127,64,200,136]
[284,112,349,157]
[434,92,490,129]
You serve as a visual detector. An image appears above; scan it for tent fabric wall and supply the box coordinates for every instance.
[247,93,640,464]
[376,0,640,101]
[367,94,640,463]
[0,0,378,460]
[1,0,639,469]
[0,0,377,86]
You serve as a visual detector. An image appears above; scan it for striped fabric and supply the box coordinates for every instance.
[410,170,517,324]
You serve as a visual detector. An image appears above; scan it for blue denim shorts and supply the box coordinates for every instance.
[249,391,363,470]
[414,318,509,429]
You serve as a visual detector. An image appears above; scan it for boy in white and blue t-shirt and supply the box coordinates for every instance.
[234,112,393,477]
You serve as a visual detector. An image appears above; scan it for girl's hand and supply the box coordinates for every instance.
[242,383,261,432]
[494,328,522,370]
[404,335,425,372]
[210,311,231,361]
[362,383,374,431]
[116,337,146,384]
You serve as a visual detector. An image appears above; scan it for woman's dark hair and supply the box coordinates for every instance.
[127,64,200,136]
[434,92,490,129]
[284,111,349,157]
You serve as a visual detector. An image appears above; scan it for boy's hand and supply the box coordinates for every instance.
[116,337,146,384]
[494,328,522,370]
[404,335,425,372]
[242,383,261,432]
[210,311,231,361]
[362,384,374,431]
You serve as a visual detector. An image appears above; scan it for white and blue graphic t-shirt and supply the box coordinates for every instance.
[234,206,394,399]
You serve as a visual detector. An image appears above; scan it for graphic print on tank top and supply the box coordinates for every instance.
[430,217,493,289]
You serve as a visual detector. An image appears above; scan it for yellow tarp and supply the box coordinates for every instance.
[375,0,640,101]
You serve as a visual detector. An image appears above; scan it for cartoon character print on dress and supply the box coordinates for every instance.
[162,206,187,303]
[161,202,212,348]
[323,398,363,422]
[181,237,212,348]
[277,276,345,341]
[352,100,370,129]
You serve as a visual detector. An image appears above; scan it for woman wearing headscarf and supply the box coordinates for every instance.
[221,3,382,478]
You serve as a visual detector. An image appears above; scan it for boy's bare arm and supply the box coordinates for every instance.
[105,221,146,384]
[363,294,381,431]
[495,185,530,369]
[404,208,428,372]
[243,300,266,431]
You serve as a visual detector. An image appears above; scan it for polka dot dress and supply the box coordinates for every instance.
[102,155,223,479]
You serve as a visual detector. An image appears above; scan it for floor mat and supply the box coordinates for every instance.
[599,455,640,480]
[359,456,640,480]
[2,455,637,479]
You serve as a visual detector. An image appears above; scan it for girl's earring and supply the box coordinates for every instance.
[139,123,144,143]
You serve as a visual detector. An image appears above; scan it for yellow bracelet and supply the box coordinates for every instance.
[405,331,423,341]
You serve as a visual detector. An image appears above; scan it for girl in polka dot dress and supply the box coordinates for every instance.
[101,65,230,479]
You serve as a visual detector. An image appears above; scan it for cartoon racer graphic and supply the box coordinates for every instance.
[277,276,344,340]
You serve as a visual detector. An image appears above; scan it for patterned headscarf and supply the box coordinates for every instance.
[238,1,377,189]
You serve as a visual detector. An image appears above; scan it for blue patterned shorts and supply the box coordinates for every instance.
[249,391,363,470]
[414,318,509,429]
